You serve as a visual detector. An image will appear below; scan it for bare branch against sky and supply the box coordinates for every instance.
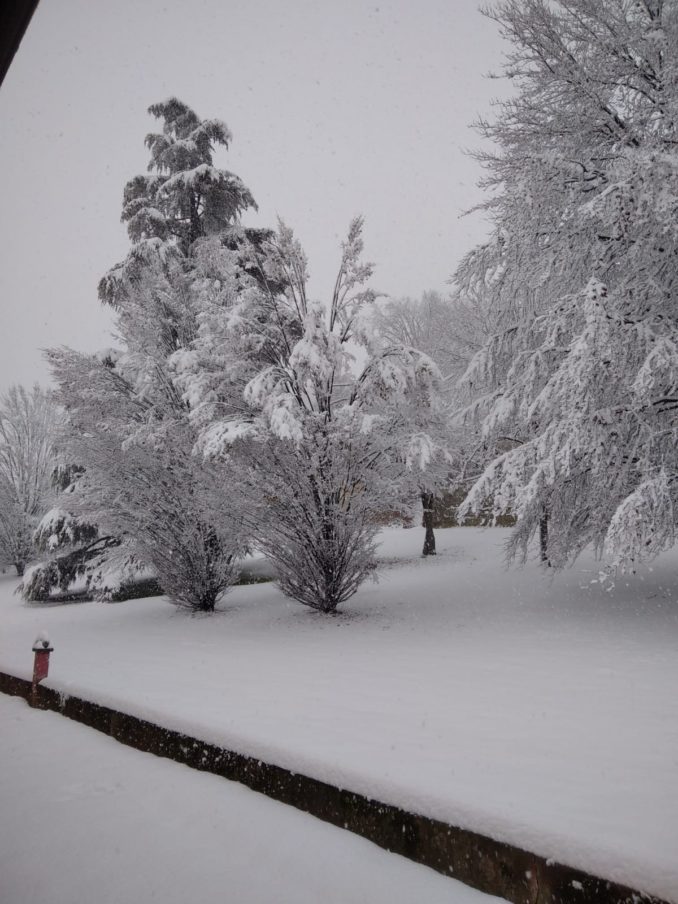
[0,0,509,392]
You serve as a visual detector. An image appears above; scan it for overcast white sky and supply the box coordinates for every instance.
[0,0,510,394]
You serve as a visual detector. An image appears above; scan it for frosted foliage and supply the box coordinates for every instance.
[20,461,119,602]
[125,99,254,252]
[99,97,256,307]
[34,508,80,552]
[455,0,678,571]
[372,291,494,388]
[188,218,443,611]
[44,99,253,610]
[405,433,435,472]
[47,348,244,611]
[604,473,674,570]
[369,291,498,504]
[0,385,61,575]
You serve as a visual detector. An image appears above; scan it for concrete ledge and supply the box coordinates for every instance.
[0,670,668,904]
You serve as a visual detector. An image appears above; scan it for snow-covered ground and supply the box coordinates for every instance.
[1,527,677,902]
[0,695,501,904]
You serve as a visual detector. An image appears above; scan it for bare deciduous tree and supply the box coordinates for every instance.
[0,385,61,575]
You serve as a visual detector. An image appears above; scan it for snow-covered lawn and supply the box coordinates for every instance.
[1,527,677,902]
[0,695,501,904]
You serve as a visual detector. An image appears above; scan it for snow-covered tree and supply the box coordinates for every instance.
[21,462,130,603]
[51,349,244,608]
[456,0,678,572]
[43,99,256,610]
[99,97,256,306]
[22,508,118,602]
[186,218,444,612]
[373,291,493,388]
[0,385,61,576]
[370,291,482,553]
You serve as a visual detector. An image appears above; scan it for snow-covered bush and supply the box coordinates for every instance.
[184,218,444,612]
[21,501,114,601]
[22,481,162,604]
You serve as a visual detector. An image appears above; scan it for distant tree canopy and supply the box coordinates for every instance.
[0,384,61,576]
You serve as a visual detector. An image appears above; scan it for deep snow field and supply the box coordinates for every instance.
[0,694,502,904]
[1,526,677,902]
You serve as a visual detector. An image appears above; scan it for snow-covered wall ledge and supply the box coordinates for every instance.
[0,670,668,904]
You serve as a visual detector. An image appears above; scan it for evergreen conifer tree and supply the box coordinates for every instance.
[45,99,256,610]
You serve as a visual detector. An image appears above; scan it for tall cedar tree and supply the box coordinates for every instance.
[46,99,255,610]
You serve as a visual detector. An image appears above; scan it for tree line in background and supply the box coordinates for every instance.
[3,0,676,612]
[0,385,62,577]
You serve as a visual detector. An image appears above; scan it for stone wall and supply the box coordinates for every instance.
[0,670,667,904]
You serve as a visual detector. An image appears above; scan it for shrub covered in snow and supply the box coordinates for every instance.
[183,218,445,611]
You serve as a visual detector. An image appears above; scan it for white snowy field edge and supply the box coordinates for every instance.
[1,526,677,902]
[0,695,502,904]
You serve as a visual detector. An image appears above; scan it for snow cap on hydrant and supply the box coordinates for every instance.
[32,630,52,652]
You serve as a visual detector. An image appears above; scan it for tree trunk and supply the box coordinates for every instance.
[539,510,550,566]
[422,492,436,556]
[194,590,217,613]
[14,561,25,577]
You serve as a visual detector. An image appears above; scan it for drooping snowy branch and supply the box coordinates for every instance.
[185,218,445,611]
[453,0,678,570]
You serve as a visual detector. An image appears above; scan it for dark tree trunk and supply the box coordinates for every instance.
[539,510,550,566]
[14,561,25,577]
[422,492,436,556]
[188,190,203,249]
[196,595,216,612]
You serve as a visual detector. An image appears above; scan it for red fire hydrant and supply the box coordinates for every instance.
[31,632,53,706]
